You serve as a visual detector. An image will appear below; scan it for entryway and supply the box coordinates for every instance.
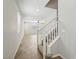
[15,34,42,59]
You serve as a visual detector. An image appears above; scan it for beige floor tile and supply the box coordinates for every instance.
[15,35,42,59]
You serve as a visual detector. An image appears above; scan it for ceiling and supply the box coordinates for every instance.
[23,7,57,21]
[16,0,57,34]
[16,0,57,21]
[16,0,49,16]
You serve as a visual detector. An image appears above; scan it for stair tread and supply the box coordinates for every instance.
[46,56,63,59]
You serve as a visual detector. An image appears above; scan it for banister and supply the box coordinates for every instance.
[38,17,58,32]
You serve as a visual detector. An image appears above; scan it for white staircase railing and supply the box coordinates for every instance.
[37,17,60,59]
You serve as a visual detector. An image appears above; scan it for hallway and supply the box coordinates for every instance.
[15,35,42,59]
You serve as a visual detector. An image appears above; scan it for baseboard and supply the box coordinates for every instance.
[38,47,43,57]
[51,53,66,59]
[13,32,24,59]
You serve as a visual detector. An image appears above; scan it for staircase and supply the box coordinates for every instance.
[37,16,61,59]
[16,0,61,59]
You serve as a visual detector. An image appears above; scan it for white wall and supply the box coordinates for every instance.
[3,0,24,59]
[58,0,76,59]
[24,23,38,35]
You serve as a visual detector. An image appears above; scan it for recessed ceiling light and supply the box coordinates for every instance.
[36,9,40,12]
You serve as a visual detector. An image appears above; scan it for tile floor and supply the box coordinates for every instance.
[14,35,42,59]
